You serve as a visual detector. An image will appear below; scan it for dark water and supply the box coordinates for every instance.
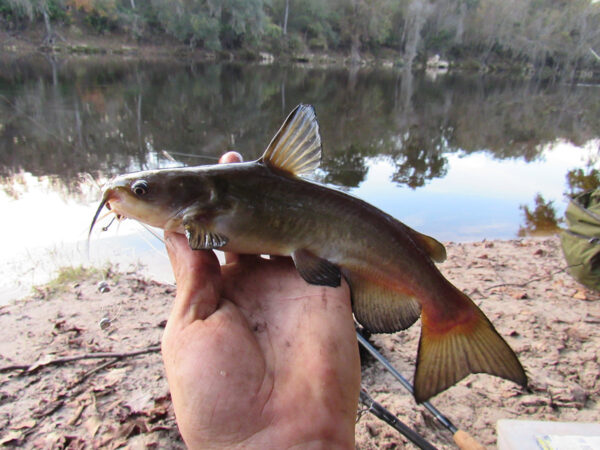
[1,56,599,301]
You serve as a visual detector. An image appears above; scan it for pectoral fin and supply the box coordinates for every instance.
[183,220,228,250]
[345,271,422,332]
[291,249,341,287]
[260,104,322,177]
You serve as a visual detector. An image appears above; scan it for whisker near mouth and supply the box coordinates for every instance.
[89,197,108,239]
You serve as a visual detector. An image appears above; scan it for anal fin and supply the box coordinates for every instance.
[345,272,421,333]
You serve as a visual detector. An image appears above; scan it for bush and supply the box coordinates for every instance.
[308,35,327,51]
[262,22,283,53]
[85,11,118,33]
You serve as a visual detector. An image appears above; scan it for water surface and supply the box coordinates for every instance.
[1,57,598,302]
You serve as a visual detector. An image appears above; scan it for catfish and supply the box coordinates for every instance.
[90,104,527,402]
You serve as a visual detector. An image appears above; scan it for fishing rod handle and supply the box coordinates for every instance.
[453,430,486,450]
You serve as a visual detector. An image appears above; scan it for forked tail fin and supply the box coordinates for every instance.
[413,288,527,403]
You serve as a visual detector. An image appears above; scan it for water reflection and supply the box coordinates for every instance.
[518,194,563,237]
[1,57,599,303]
[1,57,599,191]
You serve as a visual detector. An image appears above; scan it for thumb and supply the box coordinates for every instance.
[165,231,222,324]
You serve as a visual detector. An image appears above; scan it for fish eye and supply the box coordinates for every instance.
[131,180,149,196]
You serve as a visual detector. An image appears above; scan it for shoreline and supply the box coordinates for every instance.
[3,27,600,82]
[1,236,599,448]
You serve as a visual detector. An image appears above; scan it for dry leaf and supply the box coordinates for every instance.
[101,367,128,388]
[117,417,149,439]
[67,402,88,426]
[0,431,24,446]
[125,391,154,414]
[26,354,57,373]
[10,419,37,430]
[573,290,588,300]
[84,415,103,438]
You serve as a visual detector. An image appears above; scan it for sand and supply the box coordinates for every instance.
[0,236,598,449]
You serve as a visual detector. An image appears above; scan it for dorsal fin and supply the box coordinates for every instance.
[260,104,322,176]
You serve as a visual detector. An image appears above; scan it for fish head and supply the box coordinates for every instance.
[89,168,217,236]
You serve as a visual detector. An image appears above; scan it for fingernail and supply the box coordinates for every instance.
[219,151,243,164]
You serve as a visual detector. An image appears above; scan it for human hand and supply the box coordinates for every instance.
[161,152,361,449]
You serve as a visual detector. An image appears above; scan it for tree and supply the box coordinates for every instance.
[329,0,395,62]
[149,0,264,50]
[3,0,66,42]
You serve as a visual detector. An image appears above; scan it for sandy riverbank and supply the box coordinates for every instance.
[0,236,598,448]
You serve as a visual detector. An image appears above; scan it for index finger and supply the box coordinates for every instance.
[165,231,222,324]
[218,151,243,264]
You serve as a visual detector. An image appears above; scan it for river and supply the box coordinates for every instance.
[1,56,598,302]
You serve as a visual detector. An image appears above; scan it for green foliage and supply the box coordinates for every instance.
[0,0,27,22]
[0,0,599,72]
[425,29,455,53]
[85,10,118,33]
[33,265,102,299]
[261,20,284,53]
[46,0,66,21]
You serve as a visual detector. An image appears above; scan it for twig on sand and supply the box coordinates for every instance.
[31,358,121,422]
[13,347,160,437]
[0,345,161,374]
[484,266,573,292]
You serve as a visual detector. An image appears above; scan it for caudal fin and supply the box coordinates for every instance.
[413,289,527,403]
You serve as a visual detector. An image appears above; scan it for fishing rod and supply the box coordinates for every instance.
[356,331,485,450]
[359,388,437,450]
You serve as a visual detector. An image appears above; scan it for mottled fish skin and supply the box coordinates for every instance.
[91,104,527,403]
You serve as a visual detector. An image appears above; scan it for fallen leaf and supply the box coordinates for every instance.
[117,417,149,439]
[67,401,89,426]
[10,419,37,430]
[0,431,24,446]
[101,367,129,388]
[573,290,588,300]
[52,435,87,449]
[125,391,154,414]
[27,354,57,373]
[84,415,103,438]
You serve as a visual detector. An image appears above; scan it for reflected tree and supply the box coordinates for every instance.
[389,127,448,189]
[0,59,599,197]
[566,166,600,197]
[322,150,368,188]
[518,193,562,236]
